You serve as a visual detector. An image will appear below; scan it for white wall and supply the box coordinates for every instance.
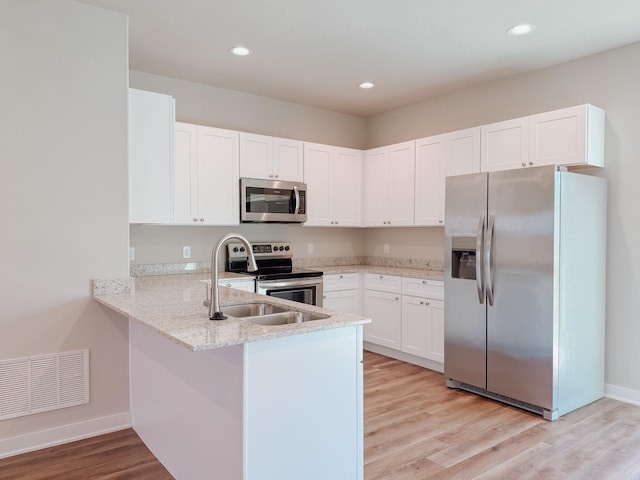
[0,0,130,453]
[130,224,364,265]
[367,42,640,397]
[130,70,368,149]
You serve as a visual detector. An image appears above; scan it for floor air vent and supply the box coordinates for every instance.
[0,349,89,420]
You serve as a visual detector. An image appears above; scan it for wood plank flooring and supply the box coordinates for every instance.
[2,351,640,479]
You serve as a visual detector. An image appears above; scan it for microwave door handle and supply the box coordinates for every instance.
[293,186,300,215]
[476,214,485,304]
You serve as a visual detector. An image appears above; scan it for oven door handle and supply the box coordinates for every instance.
[257,278,322,288]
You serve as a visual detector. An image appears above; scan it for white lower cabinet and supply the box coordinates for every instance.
[401,295,444,363]
[363,274,402,349]
[323,273,361,314]
[363,274,444,371]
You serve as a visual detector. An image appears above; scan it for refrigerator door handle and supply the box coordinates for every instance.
[485,214,495,306]
[476,214,485,304]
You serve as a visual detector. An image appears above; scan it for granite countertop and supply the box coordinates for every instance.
[94,273,370,352]
[317,265,444,281]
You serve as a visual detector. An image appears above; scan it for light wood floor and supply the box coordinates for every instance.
[2,351,640,479]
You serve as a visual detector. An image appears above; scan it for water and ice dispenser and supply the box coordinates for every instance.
[451,236,477,280]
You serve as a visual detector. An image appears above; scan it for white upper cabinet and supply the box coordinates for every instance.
[414,134,446,226]
[239,132,303,182]
[481,117,530,172]
[529,104,605,168]
[445,127,481,177]
[174,122,239,225]
[364,141,415,226]
[482,104,605,172]
[128,88,175,223]
[304,142,363,227]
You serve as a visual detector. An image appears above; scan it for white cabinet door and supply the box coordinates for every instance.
[363,141,415,226]
[323,290,360,315]
[363,147,388,226]
[415,134,445,226]
[401,296,444,363]
[428,299,444,363]
[273,137,304,181]
[303,143,332,226]
[173,122,198,224]
[239,132,303,181]
[481,117,530,172]
[196,126,239,225]
[174,122,239,225]
[332,147,362,226]
[239,132,271,180]
[445,127,480,177]
[363,289,401,349]
[128,88,175,223]
[529,104,605,168]
[388,141,415,226]
[401,295,428,358]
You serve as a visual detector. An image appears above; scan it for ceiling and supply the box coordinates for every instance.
[78,0,640,117]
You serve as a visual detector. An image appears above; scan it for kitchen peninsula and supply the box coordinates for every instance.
[94,273,369,480]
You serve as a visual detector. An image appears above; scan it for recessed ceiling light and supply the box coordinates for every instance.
[507,23,536,36]
[359,82,375,89]
[229,46,252,56]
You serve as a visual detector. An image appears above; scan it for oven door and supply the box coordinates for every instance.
[256,277,323,307]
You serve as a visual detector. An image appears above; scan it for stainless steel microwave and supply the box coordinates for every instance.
[240,177,307,223]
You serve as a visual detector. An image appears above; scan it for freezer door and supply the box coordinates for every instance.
[444,172,488,389]
[486,165,556,409]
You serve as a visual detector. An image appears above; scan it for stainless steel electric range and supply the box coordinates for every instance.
[226,242,324,307]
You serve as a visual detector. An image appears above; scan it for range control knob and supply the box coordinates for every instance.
[233,247,239,253]
[284,245,290,251]
[239,247,245,252]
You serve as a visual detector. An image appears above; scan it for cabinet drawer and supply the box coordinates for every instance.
[323,273,360,292]
[401,277,444,300]
[364,273,402,294]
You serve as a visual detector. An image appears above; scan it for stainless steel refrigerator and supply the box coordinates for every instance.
[444,165,607,420]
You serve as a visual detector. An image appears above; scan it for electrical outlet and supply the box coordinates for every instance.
[129,247,135,261]
[307,243,314,254]
[383,243,390,254]
[183,246,191,259]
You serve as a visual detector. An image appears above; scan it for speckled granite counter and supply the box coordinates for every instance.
[318,264,444,281]
[94,273,370,352]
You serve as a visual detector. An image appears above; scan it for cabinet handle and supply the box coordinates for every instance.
[274,174,279,179]
[422,280,427,284]
[334,221,338,225]
[521,162,527,167]
[420,301,424,305]
[225,283,232,287]
[269,174,274,178]
[528,161,534,166]
[439,220,443,224]
[379,275,383,279]
[199,218,205,222]
[323,295,326,299]
[425,301,430,306]
[339,275,343,279]
[395,297,399,301]
[192,218,198,222]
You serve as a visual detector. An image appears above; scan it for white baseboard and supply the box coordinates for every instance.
[0,411,132,459]
[364,342,444,373]
[605,383,640,406]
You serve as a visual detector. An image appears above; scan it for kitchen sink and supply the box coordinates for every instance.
[220,302,288,318]
[244,310,330,326]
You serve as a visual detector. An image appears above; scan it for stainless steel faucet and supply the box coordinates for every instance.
[209,233,258,320]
